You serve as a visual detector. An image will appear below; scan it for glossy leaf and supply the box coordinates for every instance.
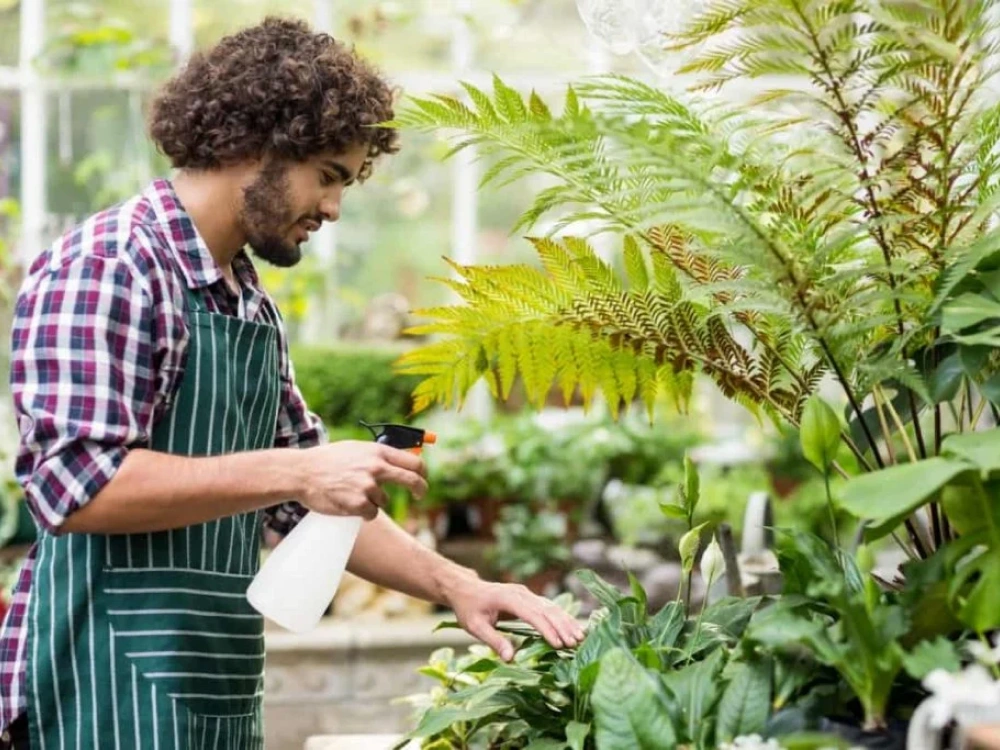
[838,458,972,538]
[716,660,771,742]
[800,395,842,472]
[592,648,677,750]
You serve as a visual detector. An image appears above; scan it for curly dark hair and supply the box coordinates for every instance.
[148,16,399,180]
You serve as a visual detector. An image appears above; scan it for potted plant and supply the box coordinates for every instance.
[486,503,572,595]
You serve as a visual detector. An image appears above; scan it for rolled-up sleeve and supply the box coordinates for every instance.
[11,253,155,533]
[264,340,327,535]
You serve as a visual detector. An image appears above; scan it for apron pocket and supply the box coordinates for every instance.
[99,565,265,745]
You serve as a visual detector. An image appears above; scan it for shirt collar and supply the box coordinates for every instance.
[143,178,261,294]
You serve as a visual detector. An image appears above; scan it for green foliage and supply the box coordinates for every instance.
[487,505,572,581]
[289,344,424,432]
[392,0,1000,529]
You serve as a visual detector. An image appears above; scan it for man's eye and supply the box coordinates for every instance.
[320,172,337,186]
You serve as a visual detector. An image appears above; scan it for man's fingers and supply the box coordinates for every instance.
[509,597,566,650]
[379,445,427,477]
[375,463,429,499]
[467,618,514,662]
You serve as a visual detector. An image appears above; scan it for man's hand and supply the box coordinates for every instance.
[448,578,587,661]
[295,441,428,520]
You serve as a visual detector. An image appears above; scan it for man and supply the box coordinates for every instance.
[0,17,583,749]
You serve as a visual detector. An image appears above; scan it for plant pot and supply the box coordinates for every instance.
[817,717,909,750]
[769,473,804,499]
[503,567,564,596]
[467,497,502,540]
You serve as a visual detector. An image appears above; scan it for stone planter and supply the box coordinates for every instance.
[263,616,474,750]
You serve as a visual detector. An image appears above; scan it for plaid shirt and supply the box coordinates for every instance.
[0,178,325,731]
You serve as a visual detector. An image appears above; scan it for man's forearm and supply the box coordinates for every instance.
[346,512,479,607]
[59,447,303,535]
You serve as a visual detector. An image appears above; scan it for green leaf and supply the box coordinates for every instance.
[566,722,590,750]
[838,458,972,539]
[525,741,566,750]
[716,660,771,742]
[575,569,624,610]
[649,601,686,651]
[592,648,677,750]
[942,427,1000,474]
[660,648,725,744]
[946,529,1000,631]
[800,395,842,472]
[623,235,650,291]
[658,501,689,520]
[929,353,965,403]
[412,704,506,738]
[683,455,701,515]
[941,292,1000,334]
[701,597,761,640]
[901,637,962,680]
[627,570,648,616]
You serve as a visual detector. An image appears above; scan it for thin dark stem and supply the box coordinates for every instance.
[905,518,930,559]
[930,501,943,549]
[820,340,885,468]
[935,405,944,455]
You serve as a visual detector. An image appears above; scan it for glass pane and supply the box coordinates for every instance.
[0,0,18,68]
[43,1,171,79]
[46,89,169,223]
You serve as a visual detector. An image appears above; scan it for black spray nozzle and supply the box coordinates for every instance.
[358,420,437,451]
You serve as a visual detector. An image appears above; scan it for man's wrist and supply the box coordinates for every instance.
[432,561,481,609]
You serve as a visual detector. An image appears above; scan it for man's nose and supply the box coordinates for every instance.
[319,191,342,223]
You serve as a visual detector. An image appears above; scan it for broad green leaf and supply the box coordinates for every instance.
[627,570,648,616]
[649,601,686,651]
[566,722,590,750]
[979,373,1000,406]
[947,530,1000,631]
[941,477,988,535]
[901,637,962,680]
[660,648,725,744]
[928,353,965,403]
[575,569,624,610]
[716,661,771,742]
[412,704,506,738]
[592,648,677,750]
[524,741,565,750]
[838,458,972,537]
[941,292,1000,333]
[800,395,842,472]
[942,427,1000,474]
[701,597,761,640]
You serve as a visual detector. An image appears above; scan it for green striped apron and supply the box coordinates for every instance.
[27,285,281,749]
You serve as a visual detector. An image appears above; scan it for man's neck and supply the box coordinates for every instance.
[172,169,247,288]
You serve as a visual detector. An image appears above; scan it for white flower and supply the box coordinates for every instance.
[701,535,727,588]
[968,634,1000,666]
[921,664,1000,729]
[717,734,782,750]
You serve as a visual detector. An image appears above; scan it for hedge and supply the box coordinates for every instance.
[289,343,424,436]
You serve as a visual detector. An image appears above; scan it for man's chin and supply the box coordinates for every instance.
[249,239,302,268]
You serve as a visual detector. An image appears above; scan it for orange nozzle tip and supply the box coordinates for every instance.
[409,447,423,455]
[423,431,437,445]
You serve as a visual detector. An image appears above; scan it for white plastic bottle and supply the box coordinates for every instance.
[246,421,435,632]
[246,512,363,632]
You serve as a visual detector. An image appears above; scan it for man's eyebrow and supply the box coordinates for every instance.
[322,160,356,184]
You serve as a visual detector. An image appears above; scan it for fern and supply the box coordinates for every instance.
[397,237,817,424]
[391,0,1000,481]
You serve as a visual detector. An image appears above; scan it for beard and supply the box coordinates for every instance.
[240,160,303,268]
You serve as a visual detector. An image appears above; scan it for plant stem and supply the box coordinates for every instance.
[892,531,918,561]
[824,471,841,550]
[871,388,897,466]
[972,395,988,430]
[878,386,918,464]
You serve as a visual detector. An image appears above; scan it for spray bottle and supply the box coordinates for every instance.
[246,420,436,632]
